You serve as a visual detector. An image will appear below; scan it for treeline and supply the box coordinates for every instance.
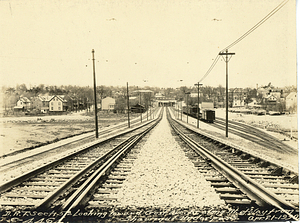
[1,83,296,111]
[1,84,162,110]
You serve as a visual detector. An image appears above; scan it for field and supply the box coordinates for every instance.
[0,111,139,157]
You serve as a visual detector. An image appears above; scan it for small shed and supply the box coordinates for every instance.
[13,105,24,112]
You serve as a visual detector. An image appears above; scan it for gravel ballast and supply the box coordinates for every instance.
[116,109,225,208]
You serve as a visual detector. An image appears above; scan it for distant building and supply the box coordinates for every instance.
[265,94,278,105]
[101,97,115,111]
[154,93,164,99]
[200,102,214,109]
[286,92,297,113]
[229,88,245,107]
[49,95,67,112]
[14,97,31,111]
[32,95,52,113]
[247,98,261,108]
[155,97,176,107]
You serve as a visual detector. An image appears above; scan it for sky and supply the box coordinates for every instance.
[0,0,297,89]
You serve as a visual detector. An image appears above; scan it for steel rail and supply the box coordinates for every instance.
[181,109,295,153]
[38,134,140,209]
[215,117,295,153]
[0,112,161,196]
[64,109,162,209]
[167,109,298,221]
[171,107,298,174]
[0,108,160,171]
[211,121,277,149]
[56,109,163,223]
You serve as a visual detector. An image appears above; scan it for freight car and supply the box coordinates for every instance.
[182,106,199,118]
[201,109,215,123]
[182,105,215,123]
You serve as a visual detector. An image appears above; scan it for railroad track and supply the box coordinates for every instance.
[0,108,160,175]
[179,110,296,153]
[167,108,298,221]
[0,109,163,212]
[213,117,296,153]
[1,107,298,222]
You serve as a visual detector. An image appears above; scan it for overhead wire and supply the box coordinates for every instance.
[198,54,221,83]
[220,0,290,52]
[198,0,290,83]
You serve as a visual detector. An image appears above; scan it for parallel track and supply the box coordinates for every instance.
[180,109,296,154]
[56,113,162,222]
[0,109,162,211]
[167,108,298,221]
[213,117,296,153]
[0,108,159,174]
[1,107,298,222]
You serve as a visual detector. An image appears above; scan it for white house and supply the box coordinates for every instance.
[14,97,31,111]
[265,94,278,103]
[49,95,67,112]
[101,97,115,111]
[230,88,245,107]
[190,92,203,98]
[286,92,297,113]
[247,98,261,108]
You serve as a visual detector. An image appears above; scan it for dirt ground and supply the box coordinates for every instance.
[0,111,139,157]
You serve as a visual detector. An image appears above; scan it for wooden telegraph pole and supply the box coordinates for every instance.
[219,49,235,137]
[127,82,130,128]
[92,49,99,138]
[194,82,202,128]
[185,92,190,123]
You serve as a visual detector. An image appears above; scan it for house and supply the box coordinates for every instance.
[265,94,278,104]
[49,95,67,112]
[32,96,52,113]
[257,83,274,98]
[229,88,246,107]
[101,97,115,111]
[286,92,297,113]
[14,97,31,111]
[247,98,261,109]
[262,90,282,108]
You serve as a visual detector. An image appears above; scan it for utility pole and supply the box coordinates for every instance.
[181,101,183,120]
[219,49,235,137]
[177,102,179,119]
[185,92,190,123]
[127,82,130,128]
[140,92,142,123]
[92,49,99,138]
[146,99,148,120]
[149,98,152,120]
[194,82,202,128]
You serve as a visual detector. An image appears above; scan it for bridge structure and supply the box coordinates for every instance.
[154,97,176,107]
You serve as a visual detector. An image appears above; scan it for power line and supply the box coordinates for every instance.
[198,54,221,83]
[220,0,289,52]
[198,0,290,83]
